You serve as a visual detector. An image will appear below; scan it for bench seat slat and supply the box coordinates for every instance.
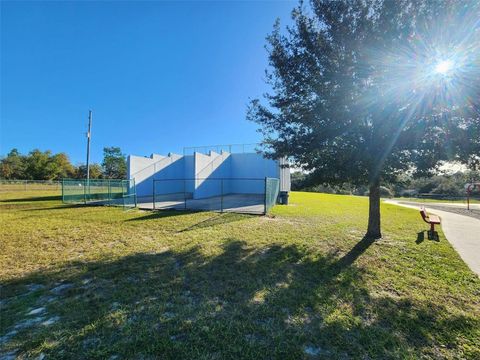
[428,215,441,223]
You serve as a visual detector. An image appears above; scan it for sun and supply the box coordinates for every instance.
[434,59,454,75]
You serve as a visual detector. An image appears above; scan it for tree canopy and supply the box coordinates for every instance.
[1,149,76,180]
[0,149,25,179]
[102,147,127,179]
[1,147,127,180]
[75,163,103,179]
[248,0,480,238]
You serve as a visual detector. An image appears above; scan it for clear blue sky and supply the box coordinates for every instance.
[1,1,295,164]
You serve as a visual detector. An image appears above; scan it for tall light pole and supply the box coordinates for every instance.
[86,110,92,183]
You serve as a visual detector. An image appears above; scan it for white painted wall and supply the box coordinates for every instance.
[194,151,231,199]
[128,155,166,197]
[127,154,165,176]
[184,155,195,194]
[129,153,183,198]
[230,153,278,194]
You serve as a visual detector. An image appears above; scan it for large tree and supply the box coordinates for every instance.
[102,147,127,179]
[47,153,76,180]
[248,0,480,238]
[24,149,52,180]
[0,149,25,179]
[75,163,103,179]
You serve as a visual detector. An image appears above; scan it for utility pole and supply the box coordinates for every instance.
[86,110,93,183]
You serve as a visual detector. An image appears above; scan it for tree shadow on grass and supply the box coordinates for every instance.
[23,204,89,211]
[126,211,254,229]
[1,238,478,359]
[177,213,253,232]
[125,209,199,221]
[332,235,376,274]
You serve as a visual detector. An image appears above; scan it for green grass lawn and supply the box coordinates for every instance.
[1,191,479,359]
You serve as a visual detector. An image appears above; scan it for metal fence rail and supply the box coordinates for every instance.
[62,179,137,210]
[147,177,280,215]
[183,143,259,155]
[0,179,61,191]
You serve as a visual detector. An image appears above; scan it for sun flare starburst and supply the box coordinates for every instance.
[363,4,479,117]
[434,59,454,75]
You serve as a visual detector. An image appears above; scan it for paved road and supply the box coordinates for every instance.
[395,201,480,210]
[395,201,480,220]
[385,200,480,277]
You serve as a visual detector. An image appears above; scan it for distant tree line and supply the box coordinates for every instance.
[0,147,127,180]
[291,170,480,199]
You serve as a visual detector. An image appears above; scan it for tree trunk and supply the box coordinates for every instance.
[366,179,382,239]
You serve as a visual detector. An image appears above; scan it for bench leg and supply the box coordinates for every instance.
[427,223,433,240]
[428,223,439,241]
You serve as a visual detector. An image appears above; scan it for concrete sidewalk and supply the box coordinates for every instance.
[385,200,480,277]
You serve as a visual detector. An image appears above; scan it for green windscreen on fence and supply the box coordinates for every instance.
[265,177,280,213]
[62,179,136,209]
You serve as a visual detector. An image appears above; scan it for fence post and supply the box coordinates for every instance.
[221,179,224,213]
[61,179,64,203]
[184,179,187,210]
[152,179,155,210]
[264,177,268,215]
[83,179,87,204]
[108,179,111,205]
[24,180,27,191]
[133,179,137,207]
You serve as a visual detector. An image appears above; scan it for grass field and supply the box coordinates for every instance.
[1,191,479,359]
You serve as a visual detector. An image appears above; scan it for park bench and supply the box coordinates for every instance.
[420,206,441,239]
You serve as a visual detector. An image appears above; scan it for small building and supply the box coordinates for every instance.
[127,145,290,213]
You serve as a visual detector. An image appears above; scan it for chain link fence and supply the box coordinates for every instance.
[183,143,259,155]
[265,178,280,213]
[144,177,279,214]
[62,179,136,210]
[0,179,61,191]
